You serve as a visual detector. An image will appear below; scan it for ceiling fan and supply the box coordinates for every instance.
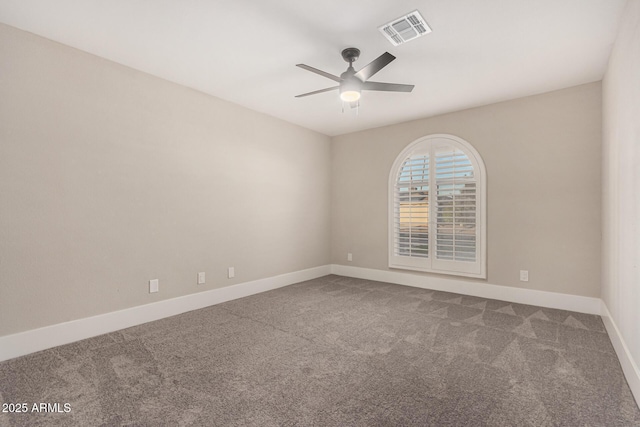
[295,48,414,105]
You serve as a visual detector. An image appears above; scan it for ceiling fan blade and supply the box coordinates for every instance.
[354,52,395,82]
[362,81,414,92]
[296,64,341,82]
[295,86,339,98]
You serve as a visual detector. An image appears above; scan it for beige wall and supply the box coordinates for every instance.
[331,82,602,297]
[602,0,640,377]
[0,24,331,336]
[0,19,609,338]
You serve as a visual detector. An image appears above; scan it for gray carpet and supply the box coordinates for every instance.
[1,275,639,426]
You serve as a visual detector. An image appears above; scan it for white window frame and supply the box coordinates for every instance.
[388,134,487,279]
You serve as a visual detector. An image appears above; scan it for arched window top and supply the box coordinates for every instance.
[392,134,486,182]
[389,134,486,278]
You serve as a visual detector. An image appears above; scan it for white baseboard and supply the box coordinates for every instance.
[600,301,640,407]
[330,264,602,315]
[0,265,331,362]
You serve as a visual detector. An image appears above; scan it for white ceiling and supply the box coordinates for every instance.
[0,0,627,136]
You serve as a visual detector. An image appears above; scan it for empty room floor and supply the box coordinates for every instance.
[1,275,639,426]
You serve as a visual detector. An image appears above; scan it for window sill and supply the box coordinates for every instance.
[388,263,486,280]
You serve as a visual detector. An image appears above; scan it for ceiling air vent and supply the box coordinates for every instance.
[379,10,432,46]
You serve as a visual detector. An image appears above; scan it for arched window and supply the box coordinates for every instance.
[389,134,486,278]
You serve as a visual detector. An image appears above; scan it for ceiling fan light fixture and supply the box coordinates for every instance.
[340,77,362,102]
[340,89,361,102]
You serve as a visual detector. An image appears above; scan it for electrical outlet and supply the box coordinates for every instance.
[347,253,353,262]
[149,279,159,293]
[228,267,235,279]
[197,272,205,285]
[519,270,529,282]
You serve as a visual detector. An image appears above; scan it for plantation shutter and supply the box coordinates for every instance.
[393,154,430,261]
[431,144,479,274]
[389,135,485,278]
